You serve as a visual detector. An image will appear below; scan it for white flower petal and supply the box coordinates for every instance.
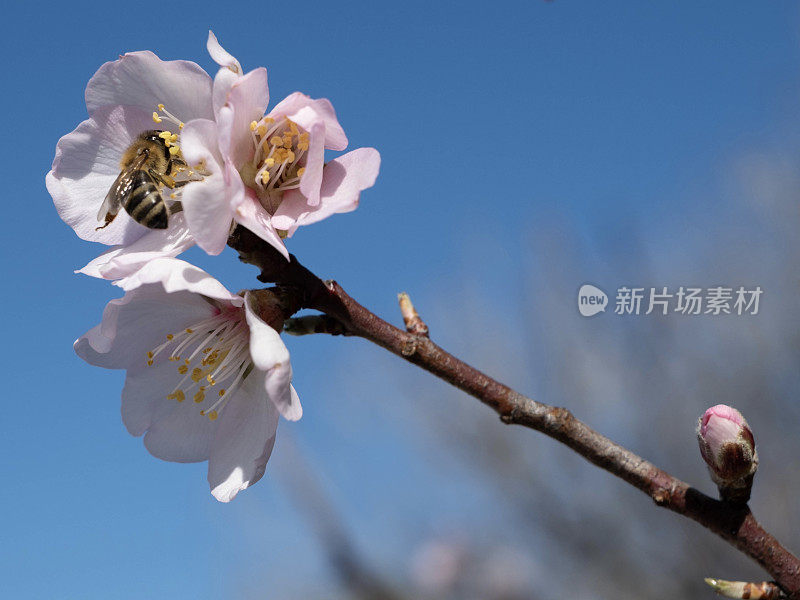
[47,105,157,245]
[74,284,214,371]
[179,120,235,254]
[208,372,279,502]
[121,361,189,437]
[77,213,195,282]
[206,31,242,74]
[115,257,244,303]
[85,50,213,121]
[142,391,217,463]
[213,67,239,121]
[244,292,300,421]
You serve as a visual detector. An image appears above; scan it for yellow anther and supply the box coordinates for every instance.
[166,334,174,340]
[203,347,212,354]
[265,157,275,168]
[285,150,295,163]
[158,103,165,111]
[269,136,283,146]
[146,359,153,366]
[168,356,178,362]
[178,365,188,374]
[152,112,162,123]
[158,131,171,140]
[170,134,178,143]
[297,167,306,177]
[261,171,271,184]
[191,368,203,382]
[169,146,180,156]
[207,410,219,421]
[184,359,190,365]
[170,193,177,199]
[167,390,185,403]
[193,389,205,403]
[250,121,258,131]
[178,123,184,129]
[218,389,226,397]
[185,328,193,334]
[264,118,275,125]
[257,124,267,136]
[147,351,154,359]
[206,375,216,385]
[289,121,299,135]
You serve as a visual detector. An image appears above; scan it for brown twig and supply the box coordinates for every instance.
[228,226,800,598]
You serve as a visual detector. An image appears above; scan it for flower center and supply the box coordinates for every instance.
[245,116,309,214]
[146,304,253,421]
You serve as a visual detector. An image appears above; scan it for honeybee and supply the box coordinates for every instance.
[97,130,186,230]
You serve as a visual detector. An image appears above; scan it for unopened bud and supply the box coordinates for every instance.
[704,578,782,600]
[697,405,758,503]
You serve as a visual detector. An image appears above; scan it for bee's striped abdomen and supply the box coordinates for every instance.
[123,171,168,229]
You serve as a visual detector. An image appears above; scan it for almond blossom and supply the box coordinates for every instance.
[74,258,301,502]
[697,404,758,503]
[46,49,217,280]
[176,33,381,258]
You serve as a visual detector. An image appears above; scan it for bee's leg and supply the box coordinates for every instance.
[150,169,176,188]
[168,157,188,175]
[168,201,184,215]
[95,212,117,231]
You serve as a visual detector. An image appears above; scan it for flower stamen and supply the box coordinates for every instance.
[146,306,253,420]
[246,116,311,214]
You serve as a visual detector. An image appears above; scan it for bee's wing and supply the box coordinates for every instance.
[98,152,149,222]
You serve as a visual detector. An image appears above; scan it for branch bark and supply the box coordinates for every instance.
[229,226,800,597]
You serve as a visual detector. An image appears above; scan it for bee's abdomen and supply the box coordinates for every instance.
[123,171,168,229]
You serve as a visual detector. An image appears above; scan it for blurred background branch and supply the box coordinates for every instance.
[229,226,800,598]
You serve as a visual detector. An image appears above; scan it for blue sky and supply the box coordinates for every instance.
[3,1,800,598]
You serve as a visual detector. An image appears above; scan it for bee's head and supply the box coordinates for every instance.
[135,130,171,161]
[139,130,166,144]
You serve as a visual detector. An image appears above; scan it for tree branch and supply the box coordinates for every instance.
[228,226,800,597]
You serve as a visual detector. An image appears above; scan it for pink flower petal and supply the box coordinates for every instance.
[233,190,290,259]
[269,92,348,151]
[298,121,325,206]
[219,67,269,167]
[272,147,380,233]
[86,50,213,121]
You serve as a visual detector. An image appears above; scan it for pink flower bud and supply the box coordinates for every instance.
[697,404,758,502]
